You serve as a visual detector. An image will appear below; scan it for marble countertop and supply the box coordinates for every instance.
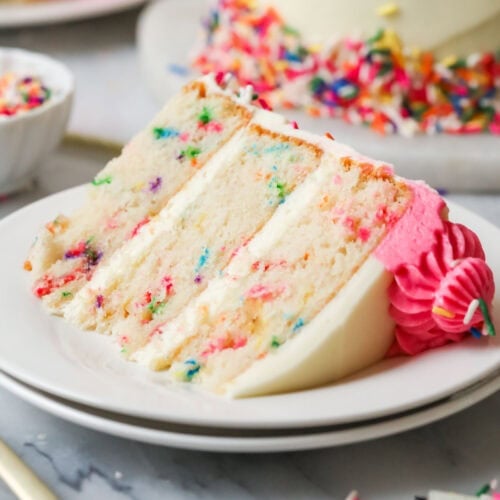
[1,6,499,499]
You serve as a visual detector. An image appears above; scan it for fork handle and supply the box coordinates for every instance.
[0,439,57,500]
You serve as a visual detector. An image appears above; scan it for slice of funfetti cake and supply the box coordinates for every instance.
[25,75,254,313]
[26,75,496,398]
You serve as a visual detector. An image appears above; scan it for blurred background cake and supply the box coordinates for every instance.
[192,0,500,136]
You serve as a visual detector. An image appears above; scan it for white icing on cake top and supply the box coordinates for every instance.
[262,0,500,57]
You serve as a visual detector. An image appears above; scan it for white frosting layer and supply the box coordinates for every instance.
[263,0,500,57]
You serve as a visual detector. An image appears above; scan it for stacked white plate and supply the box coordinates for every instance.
[0,188,499,452]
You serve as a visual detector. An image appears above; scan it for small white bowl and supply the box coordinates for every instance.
[0,48,74,195]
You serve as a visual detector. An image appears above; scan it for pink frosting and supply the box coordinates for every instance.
[375,182,496,356]
[374,182,446,271]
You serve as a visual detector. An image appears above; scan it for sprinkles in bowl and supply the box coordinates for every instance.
[0,72,51,118]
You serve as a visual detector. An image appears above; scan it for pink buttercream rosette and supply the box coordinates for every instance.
[388,221,495,356]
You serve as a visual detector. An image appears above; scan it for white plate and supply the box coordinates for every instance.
[137,0,500,192]
[0,186,499,429]
[1,369,499,452]
[0,0,146,28]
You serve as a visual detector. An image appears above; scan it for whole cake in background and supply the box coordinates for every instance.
[25,74,496,397]
[192,0,500,136]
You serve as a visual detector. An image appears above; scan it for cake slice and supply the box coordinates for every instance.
[27,75,496,398]
[65,114,323,356]
[26,75,253,312]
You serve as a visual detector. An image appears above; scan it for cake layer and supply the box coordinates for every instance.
[132,150,412,393]
[27,76,253,313]
[65,116,323,356]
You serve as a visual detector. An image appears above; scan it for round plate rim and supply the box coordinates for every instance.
[1,369,499,453]
[0,0,146,28]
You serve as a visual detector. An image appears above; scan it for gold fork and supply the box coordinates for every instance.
[0,439,56,500]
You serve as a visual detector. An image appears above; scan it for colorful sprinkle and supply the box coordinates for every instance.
[478,297,496,336]
[149,176,162,193]
[61,291,72,298]
[183,359,201,381]
[162,275,175,296]
[263,143,290,154]
[251,259,287,272]
[292,317,305,332]
[95,294,104,309]
[268,177,288,204]
[45,216,69,235]
[358,227,371,243]
[201,335,248,357]
[147,296,167,316]
[129,217,150,239]
[476,482,493,497]
[33,271,81,298]
[431,306,455,319]
[64,238,102,268]
[246,283,285,301]
[463,298,479,324]
[470,326,482,339]
[198,106,213,125]
[270,336,281,348]
[179,145,202,160]
[153,126,180,139]
[195,247,210,273]
[91,175,112,186]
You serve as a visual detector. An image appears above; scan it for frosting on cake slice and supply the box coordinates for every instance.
[26,75,253,313]
[65,112,324,355]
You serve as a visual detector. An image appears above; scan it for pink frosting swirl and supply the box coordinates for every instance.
[389,221,495,355]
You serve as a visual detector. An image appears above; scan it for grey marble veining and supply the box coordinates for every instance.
[1,386,499,500]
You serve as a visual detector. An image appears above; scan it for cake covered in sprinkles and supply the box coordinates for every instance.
[192,0,500,136]
[25,74,496,397]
